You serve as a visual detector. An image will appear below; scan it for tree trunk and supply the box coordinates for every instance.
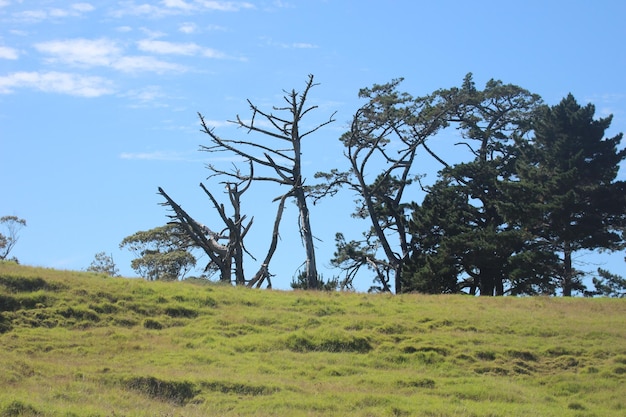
[294,187,318,289]
[562,241,573,297]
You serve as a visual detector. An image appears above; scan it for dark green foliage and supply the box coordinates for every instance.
[515,94,626,295]
[586,268,626,298]
[0,313,11,333]
[143,318,163,329]
[163,305,198,318]
[125,376,198,405]
[0,401,41,417]
[285,332,372,353]
[395,378,436,389]
[0,275,48,292]
[0,295,19,312]
[200,380,280,396]
[58,306,100,323]
[290,271,339,291]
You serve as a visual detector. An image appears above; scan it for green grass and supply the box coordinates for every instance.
[1,261,625,416]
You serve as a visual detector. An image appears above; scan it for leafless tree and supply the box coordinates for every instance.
[198,74,335,289]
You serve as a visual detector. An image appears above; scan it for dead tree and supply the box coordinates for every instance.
[199,74,335,289]
[158,164,256,285]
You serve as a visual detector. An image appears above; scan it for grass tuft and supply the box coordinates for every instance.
[125,376,198,405]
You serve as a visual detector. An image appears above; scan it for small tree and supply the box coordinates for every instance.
[120,224,196,281]
[86,252,119,276]
[0,215,27,261]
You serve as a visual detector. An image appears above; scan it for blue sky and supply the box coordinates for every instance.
[1,0,625,291]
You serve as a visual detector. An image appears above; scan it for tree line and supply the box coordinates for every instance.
[114,74,625,296]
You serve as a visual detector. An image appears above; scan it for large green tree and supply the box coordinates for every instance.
[406,75,544,295]
[515,94,626,296]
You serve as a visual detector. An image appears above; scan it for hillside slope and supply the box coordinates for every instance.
[1,262,625,416]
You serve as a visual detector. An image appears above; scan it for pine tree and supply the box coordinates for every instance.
[516,94,626,296]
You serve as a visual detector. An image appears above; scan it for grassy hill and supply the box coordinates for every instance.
[1,262,625,417]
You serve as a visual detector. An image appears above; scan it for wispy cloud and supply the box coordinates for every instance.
[0,71,115,97]
[9,2,95,23]
[112,0,254,17]
[34,38,188,73]
[35,38,121,67]
[137,39,203,55]
[260,37,318,49]
[179,22,197,33]
[194,1,255,12]
[0,45,19,60]
[113,55,187,73]
[119,150,192,161]
[138,39,243,60]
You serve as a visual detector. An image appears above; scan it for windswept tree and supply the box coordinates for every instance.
[314,79,450,293]
[405,74,544,295]
[515,94,626,296]
[199,75,335,289]
[120,224,196,281]
[0,215,26,261]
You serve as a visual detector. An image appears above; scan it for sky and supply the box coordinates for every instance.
[1,0,625,292]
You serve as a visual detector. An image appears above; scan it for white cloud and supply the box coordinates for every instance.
[72,3,95,12]
[137,39,201,55]
[0,46,19,60]
[112,0,254,16]
[291,42,317,49]
[260,37,318,49]
[119,150,188,161]
[0,71,115,97]
[34,38,187,73]
[10,3,94,22]
[112,55,187,73]
[162,0,194,10]
[122,86,171,108]
[179,22,197,33]
[35,38,120,67]
[137,39,229,59]
[195,1,255,12]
